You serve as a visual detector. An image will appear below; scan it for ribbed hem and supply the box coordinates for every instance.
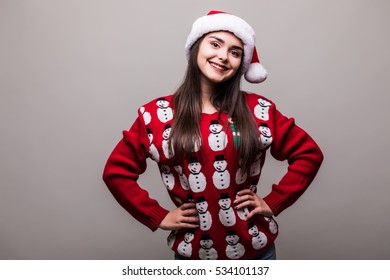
[263,189,286,217]
[144,206,170,232]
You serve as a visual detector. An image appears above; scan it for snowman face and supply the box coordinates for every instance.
[156,99,169,109]
[218,198,231,209]
[259,125,271,137]
[213,160,227,171]
[163,127,171,139]
[209,123,223,134]
[200,239,213,249]
[188,162,202,174]
[184,232,195,242]
[196,201,209,213]
[226,234,239,245]
[258,98,271,107]
[147,133,153,144]
[248,225,259,236]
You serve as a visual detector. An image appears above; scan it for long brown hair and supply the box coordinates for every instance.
[169,35,261,171]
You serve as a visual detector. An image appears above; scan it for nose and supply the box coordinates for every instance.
[217,49,228,61]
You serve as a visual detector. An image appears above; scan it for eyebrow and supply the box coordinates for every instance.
[207,35,243,51]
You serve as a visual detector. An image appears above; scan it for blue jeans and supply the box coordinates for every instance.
[174,243,276,260]
[249,243,277,260]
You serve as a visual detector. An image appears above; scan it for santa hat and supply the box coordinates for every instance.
[185,10,267,83]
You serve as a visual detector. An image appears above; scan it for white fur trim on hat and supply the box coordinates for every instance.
[185,10,267,83]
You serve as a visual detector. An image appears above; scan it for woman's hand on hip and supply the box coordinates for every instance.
[158,203,200,230]
[234,189,274,220]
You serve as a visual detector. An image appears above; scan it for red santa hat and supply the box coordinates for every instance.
[185,10,267,83]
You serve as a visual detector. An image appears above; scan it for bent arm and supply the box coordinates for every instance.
[103,111,169,231]
[263,109,324,216]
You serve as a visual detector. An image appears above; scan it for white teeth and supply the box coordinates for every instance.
[210,62,226,70]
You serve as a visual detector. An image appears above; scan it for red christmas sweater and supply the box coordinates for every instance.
[103,92,323,260]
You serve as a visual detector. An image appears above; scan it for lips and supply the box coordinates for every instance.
[209,61,228,72]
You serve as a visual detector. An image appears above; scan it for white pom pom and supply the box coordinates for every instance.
[244,63,268,83]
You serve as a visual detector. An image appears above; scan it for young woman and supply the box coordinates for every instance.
[103,10,323,260]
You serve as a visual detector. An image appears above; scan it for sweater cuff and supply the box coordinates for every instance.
[263,189,286,217]
[145,206,170,232]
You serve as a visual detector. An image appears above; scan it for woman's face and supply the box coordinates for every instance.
[197,31,243,87]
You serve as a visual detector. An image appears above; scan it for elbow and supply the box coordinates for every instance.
[102,164,112,187]
[311,145,324,172]
[317,146,324,166]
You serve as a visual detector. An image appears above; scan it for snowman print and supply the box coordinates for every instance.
[167,230,177,249]
[156,98,173,123]
[218,193,236,227]
[225,230,245,259]
[212,155,230,189]
[140,106,151,125]
[254,98,271,121]
[160,164,175,191]
[248,222,267,250]
[235,190,249,221]
[196,196,212,231]
[172,195,183,205]
[162,124,174,159]
[264,217,278,234]
[174,164,189,190]
[208,120,228,151]
[198,234,218,260]
[235,169,247,185]
[249,152,262,177]
[188,157,207,193]
[249,180,258,193]
[177,230,195,258]
[259,123,273,149]
[147,128,159,162]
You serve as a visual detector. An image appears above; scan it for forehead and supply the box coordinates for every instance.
[204,31,243,48]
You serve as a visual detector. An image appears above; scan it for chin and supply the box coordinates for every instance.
[207,74,232,84]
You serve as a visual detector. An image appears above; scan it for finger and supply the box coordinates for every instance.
[246,211,272,222]
[181,216,200,224]
[245,210,256,221]
[236,189,253,196]
[235,200,255,210]
[178,217,200,228]
[233,194,254,204]
[180,209,199,217]
[179,222,200,229]
[182,208,198,216]
[180,203,196,210]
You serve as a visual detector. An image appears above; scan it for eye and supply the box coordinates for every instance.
[210,41,220,48]
[230,50,242,58]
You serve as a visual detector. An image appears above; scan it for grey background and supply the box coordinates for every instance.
[1,0,389,259]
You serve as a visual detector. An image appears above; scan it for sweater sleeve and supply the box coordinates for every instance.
[263,108,324,216]
[102,109,169,231]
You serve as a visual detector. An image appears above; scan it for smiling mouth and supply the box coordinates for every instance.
[209,61,228,72]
